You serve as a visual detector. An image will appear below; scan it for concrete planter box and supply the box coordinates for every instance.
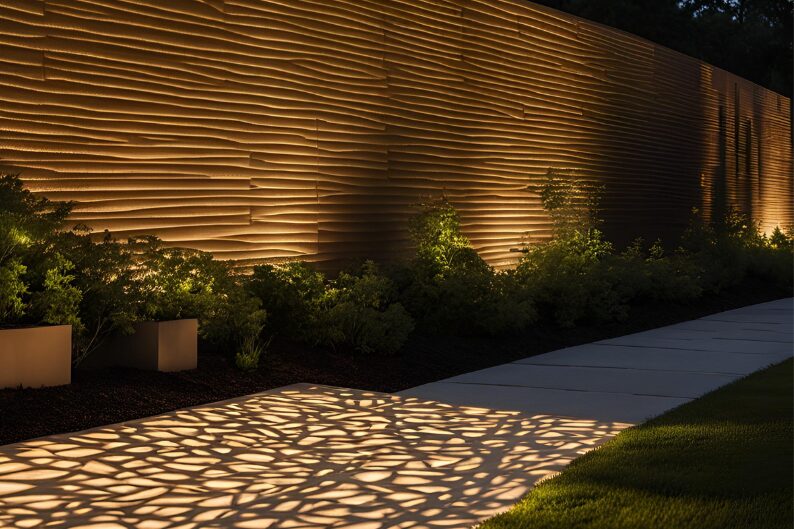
[0,325,72,389]
[83,319,197,372]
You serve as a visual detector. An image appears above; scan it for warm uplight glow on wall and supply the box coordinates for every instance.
[0,385,630,529]
[0,0,791,266]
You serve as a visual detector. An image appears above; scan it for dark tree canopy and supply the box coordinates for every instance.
[531,0,793,96]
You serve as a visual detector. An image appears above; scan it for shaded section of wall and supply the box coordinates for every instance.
[0,0,791,267]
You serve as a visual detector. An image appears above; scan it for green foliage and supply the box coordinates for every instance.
[2,172,791,363]
[134,236,220,322]
[0,259,28,322]
[32,253,83,331]
[130,236,267,352]
[0,173,81,331]
[235,333,269,371]
[317,261,414,355]
[0,173,268,364]
[399,199,536,335]
[248,260,414,355]
[408,197,473,275]
[248,261,325,338]
[0,173,72,249]
[681,209,793,294]
[200,277,267,351]
[54,228,140,365]
[609,239,703,304]
[398,252,536,335]
[768,225,793,250]
[517,229,621,327]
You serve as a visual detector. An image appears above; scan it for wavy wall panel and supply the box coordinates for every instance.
[1,0,791,267]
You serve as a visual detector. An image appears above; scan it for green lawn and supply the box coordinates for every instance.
[479,359,793,529]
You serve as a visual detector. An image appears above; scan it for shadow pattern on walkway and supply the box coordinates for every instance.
[0,385,628,529]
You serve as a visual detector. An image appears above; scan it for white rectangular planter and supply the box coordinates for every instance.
[0,325,72,389]
[83,319,197,372]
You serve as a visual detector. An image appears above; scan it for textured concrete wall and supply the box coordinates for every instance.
[1,0,791,267]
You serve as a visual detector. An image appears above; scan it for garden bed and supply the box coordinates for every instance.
[0,276,785,446]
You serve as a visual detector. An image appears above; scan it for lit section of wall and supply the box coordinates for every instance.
[0,0,791,266]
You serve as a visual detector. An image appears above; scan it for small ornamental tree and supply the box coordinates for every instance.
[408,197,473,275]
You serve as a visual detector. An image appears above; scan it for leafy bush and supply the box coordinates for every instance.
[0,174,83,337]
[397,255,536,335]
[32,253,83,331]
[681,209,793,294]
[0,173,268,365]
[316,261,414,355]
[201,278,267,352]
[517,229,622,327]
[53,228,139,364]
[0,259,27,322]
[397,198,536,335]
[248,261,325,338]
[133,236,221,322]
[248,260,414,354]
[595,238,703,309]
[407,197,473,276]
[132,236,267,351]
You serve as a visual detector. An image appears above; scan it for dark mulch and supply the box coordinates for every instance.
[0,276,788,446]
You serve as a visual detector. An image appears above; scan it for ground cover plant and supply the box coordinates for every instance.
[478,358,794,529]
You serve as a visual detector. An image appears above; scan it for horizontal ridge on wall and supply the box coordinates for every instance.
[0,0,791,267]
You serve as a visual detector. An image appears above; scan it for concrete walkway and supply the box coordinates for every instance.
[400,298,793,423]
[0,299,790,529]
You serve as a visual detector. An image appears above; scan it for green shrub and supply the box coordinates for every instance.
[133,236,220,322]
[248,261,325,338]
[408,197,473,275]
[247,260,414,354]
[32,253,84,331]
[0,174,83,336]
[398,199,536,335]
[0,173,72,242]
[681,209,793,294]
[201,278,267,351]
[604,239,703,306]
[0,259,28,322]
[517,229,622,327]
[316,261,414,354]
[398,254,536,335]
[53,228,140,364]
[132,236,267,351]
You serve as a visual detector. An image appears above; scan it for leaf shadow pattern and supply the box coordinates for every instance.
[0,384,629,528]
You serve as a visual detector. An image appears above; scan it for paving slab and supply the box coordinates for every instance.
[0,384,629,529]
[402,382,690,424]
[517,345,792,374]
[400,299,793,423]
[619,325,793,342]
[596,336,790,354]
[442,363,739,398]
